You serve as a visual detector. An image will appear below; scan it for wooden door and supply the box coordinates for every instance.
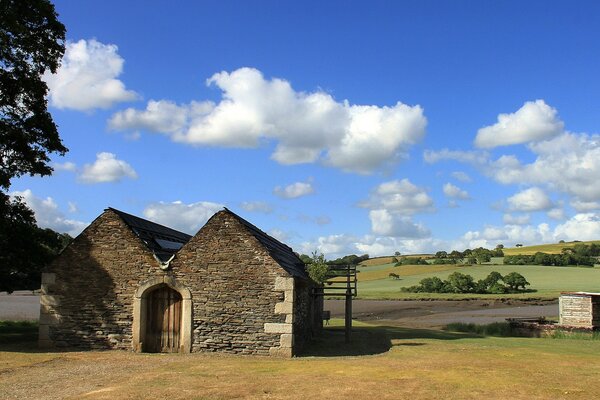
[145,285,182,353]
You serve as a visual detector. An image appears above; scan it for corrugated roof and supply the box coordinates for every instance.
[220,208,309,280]
[108,207,192,262]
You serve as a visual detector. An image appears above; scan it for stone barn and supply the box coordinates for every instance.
[39,207,322,357]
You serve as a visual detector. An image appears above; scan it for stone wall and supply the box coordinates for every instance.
[559,293,600,328]
[41,209,317,357]
[40,210,159,349]
[169,211,292,355]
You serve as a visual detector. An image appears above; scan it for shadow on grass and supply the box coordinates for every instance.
[300,323,479,357]
[0,320,43,353]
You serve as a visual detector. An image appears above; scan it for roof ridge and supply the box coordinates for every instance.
[220,208,307,279]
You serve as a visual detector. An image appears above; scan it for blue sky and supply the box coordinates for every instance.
[11,0,600,257]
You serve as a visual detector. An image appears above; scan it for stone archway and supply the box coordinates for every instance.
[132,277,192,353]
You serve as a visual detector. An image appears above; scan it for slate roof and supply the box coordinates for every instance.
[108,207,192,262]
[109,207,308,279]
[220,208,309,280]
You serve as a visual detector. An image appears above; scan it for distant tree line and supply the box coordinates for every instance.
[401,271,530,294]
[394,246,504,266]
[0,198,72,293]
[504,244,600,267]
[299,253,369,266]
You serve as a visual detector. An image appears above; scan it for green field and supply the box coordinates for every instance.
[503,240,600,255]
[356,262,600,300]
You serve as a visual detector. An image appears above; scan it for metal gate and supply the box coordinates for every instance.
[145,285,182,353]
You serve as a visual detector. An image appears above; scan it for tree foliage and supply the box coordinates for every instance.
[0,0,68,293]
[0,193,71,292]
[402,271,532,294]
[306,252,330,285]
[1,0,67,189]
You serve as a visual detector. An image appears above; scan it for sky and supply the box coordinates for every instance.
[10,0,600,258]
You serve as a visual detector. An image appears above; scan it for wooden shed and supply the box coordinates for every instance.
[559,292,600,328]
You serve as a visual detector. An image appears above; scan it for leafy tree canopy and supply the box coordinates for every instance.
[0,193,71,292]
[1,0,67,189]
[306,252,330,285]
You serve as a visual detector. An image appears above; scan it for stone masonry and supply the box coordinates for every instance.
[40,208,321,356]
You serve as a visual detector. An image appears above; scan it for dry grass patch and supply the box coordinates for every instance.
[2,320,600,399]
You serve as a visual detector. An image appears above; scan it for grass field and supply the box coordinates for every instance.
[503,240,600,255]
[355,262,600,300]
[2,319,600,399]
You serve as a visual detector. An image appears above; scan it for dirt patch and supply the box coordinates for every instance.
[325,299,559,328]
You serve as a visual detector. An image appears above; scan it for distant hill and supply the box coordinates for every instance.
[503,240,600,256]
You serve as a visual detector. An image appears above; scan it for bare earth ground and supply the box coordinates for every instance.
[325,299,559,328]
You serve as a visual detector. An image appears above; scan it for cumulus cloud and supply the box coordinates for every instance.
[443,183,469,200]
[489,133,600,202]
[297,213,331,225]
[78,152,138,183]
[423,149,489,165]
[52,161,77,172]
[109,67,427,173]
[9,189,87,236]
[359,179,434,215]
[507,187,553,212]
[474,100,564,148]
[571,200,600,212]
[299,233,443,259]
[44,39,138,111]
[554,213,600,242]
[273,181,314,199]
[451,171,472,182]
[240,201,273,213]
[503,214,531,225]
[369,209,430,238]
[143,200,223,234]
[547,208,566,220]
[427,129,600,206]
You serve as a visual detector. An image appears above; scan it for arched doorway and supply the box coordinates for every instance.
[144,285,182,353]
[132,277,192,353]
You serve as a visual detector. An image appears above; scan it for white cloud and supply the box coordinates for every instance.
[359,179,434,215]
[554,213,600,242]
[451,171,472,182]
[489,133,600,202]
[268,229,291,242]
[297,213,331,225]
[369,209,430,238]
[273,181,314,199]
[9,189,87,236]
[443,183,469,200]
[78,152,138,183]
[474,100,564,148]
[44,39,138,111]
[52,161,77,172]
[503,213,531,225]
[109,67,427,174]
[299,233,443,259]
[547,208,566,220]
[143,200,223,234]
[241,201,273,213]
[571,200,600,212]
[423,149,488,164]
[507,187,553,212]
